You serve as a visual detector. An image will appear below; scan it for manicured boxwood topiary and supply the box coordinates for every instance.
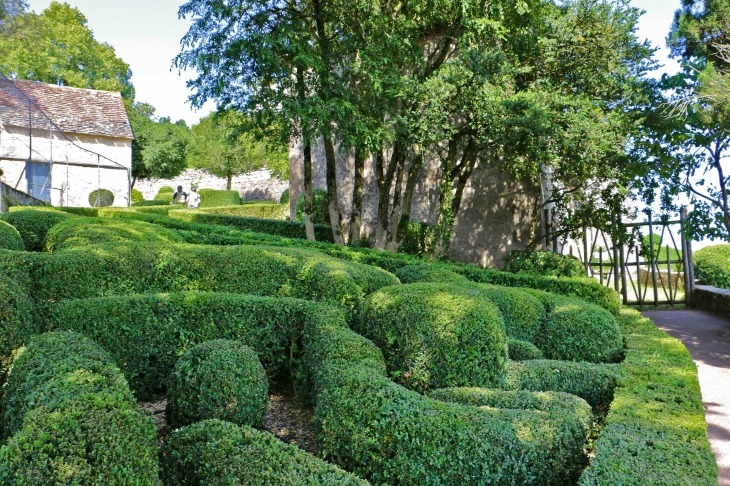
[694,244,730,290]
[133,200,171,207]
[160,419,369,485]
[131,188,145,203]
[501,359,620,411]
[394,264,469,284]
[4,208,77,251]
[158,186,174,194]
[0,220,24,251]
[505,249,585,277]
[478,284,546,342]
[280,188,290,204]
[359,282,507,392]
[88,188,115,207]
[197,203,289,220]
[507,337,544,361]
[167,340,268,429]
[295,188,330,225]
[0,274,38,367]
[45,217,184,251]
[154,192,174,202]
[0,331,159,485]
[198,189,242,207]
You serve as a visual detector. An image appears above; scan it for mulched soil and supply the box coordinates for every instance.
[138,384,320,455]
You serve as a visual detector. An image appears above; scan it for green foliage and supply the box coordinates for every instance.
[279,188,289,204]
[45,217,184,251]
[501,359,620,412]
[394,264,468,284]
[197,203,288,220]
[160,420,368,485]
[88,188,115,207]
[534,295,624,363]
[130,103,189,183]
[505,250,585,278]
[0,220,24,251]
[4,207,76,251]
[0,273,38,366]
[198,189,242,207]
[399,222,435,257]
[133,200,170,207]
[167,340,268,429]
[56,207,99,217]
[694,244,730,289]
[131,188,145,203]
[360,283,507,392]
[295,189,330,226]
[0,1,134,98]
[154,192,174,202]
[507,338,544,361]
[169,209,334,242]
[478,285,546,343]
[0,332,159,485]
[158,186,175,194]
[579,309,718,485]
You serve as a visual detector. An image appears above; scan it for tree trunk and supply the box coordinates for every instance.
[375,143,402,249]
[323,136,346,245]
[227,169,233,190]
[394,153,424,248]
[451,144,479,217]
[385,162,405,252]
[303,137,316,241]
[131,176,137,189]
[349,147,366,243]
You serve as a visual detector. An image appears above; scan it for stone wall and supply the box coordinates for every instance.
[134,168,288,203]
[0,181,46,212]
[289,139,541,267]
[694,285,730,318]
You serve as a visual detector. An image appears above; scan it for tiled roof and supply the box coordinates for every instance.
[0,78,133,139]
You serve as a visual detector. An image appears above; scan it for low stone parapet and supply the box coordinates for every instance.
[694,285,730,318]
[0,181,46,212]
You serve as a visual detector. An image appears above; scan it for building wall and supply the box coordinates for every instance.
[0,124,132,207]
[289,139,541,268]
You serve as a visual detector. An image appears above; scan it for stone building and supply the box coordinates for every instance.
[0,77,133,207]
[289,140,542,268]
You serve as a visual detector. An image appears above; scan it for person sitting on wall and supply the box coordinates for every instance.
[187,187,200,209]
[173,185,187,205]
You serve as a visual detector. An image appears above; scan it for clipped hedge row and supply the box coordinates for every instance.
[0,331,159,485]
[578,309,718,485]
[360,283,508,392]
[45,217,184,251]
[160,419,368,485]
[394,263,469,284]
[0,220,24,251]
[197,203,289,220]
[4,242,398,317]
[0,273,38,366]
[169,209,334,242]
[4,207,77,251]
[198,189,242,207]
[694,243,730,290]
[507,338,544,360]
[505,249,585,278]
[167,339,269,429]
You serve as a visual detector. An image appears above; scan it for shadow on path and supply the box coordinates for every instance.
[644,309,730,486]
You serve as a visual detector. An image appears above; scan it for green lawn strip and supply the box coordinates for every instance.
[579,308,717,485]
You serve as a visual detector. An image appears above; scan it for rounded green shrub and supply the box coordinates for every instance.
[507,338,543,361]
[45,217,184,251]
[295,188,330,225]
[0,274,38,366]
[504,250,585,277]
[158,185,175,194]
[89,188,115,207]
[477,284,546,342]
[4,208,76,251]
[198,189,242,207]
[132,200,170,207]
[534,295,624,363]
[394,264,469,284]
[280,188,290,204]
[0,220,24,251]
[359,282,507,392]
[167,340,269,429]
[160,420,368,485]
[131,188,145,203]
[154,192,174,202]
[694,244,730,290]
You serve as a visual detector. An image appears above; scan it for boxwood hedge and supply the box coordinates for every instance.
[197,203,289,220]
[394,263,469,284]
[507,337,544,361]
[694,243,730,290]
[45,217,184,251]
[198,189,242,207]
[0,220,24,251]
[0,332,159,485]
[3,208,77,251]
[505,249,585,277]
[167,339,269,429]
[160,419,368,485]
[360,282,508,392]
[0,274,39,367]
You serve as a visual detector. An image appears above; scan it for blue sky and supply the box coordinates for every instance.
[26,0,684,127]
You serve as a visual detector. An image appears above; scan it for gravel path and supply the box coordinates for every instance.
[643,309,730,485]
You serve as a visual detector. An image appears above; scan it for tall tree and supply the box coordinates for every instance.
[0,0,27,24]
[129,103,190,187]
[187,111,288,190]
